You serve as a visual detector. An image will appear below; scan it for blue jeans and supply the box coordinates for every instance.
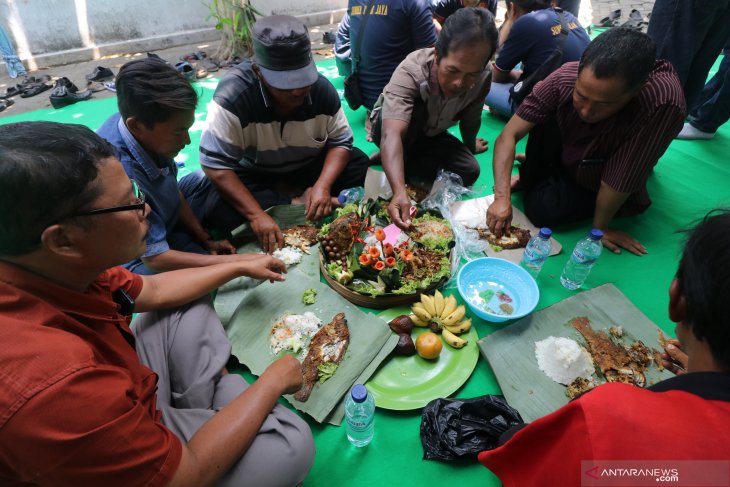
[485,81,515,119]
[647,0,730,111]
[689,46,730,134]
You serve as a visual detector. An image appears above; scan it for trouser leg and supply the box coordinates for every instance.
[689,46,730,133]
[407,131,481,186]
[485,81,515,118]
[520,119,596,226]
[132,298,315,487]
[371,102,480,186]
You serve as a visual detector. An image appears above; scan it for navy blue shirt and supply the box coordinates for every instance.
[495,8,590,79]
[97,113,182,271]
[336,0,437,110]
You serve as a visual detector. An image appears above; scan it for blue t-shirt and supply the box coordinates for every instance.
[97,113,181,271]
[336,0,437,110]
[495,8,590,79]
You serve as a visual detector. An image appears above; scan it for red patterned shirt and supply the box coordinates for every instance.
[516,60,685,215]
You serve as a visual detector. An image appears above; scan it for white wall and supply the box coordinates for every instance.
[0,0,345,68]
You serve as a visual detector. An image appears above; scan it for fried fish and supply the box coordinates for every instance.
[475,226,531,249]
[294,312,350,402]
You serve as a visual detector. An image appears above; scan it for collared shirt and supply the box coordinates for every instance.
[97,113,181,265]
[337,0,437,109]
[199,60,354,175]
[377,47,491,137]
[494,8,590,79]
[0,262,182,486]
[479,372,730,486]
[516,60,685,215]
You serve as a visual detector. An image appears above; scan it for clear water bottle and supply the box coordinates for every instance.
[338,186,365,205]
[345,384,375,447]
[520,227,553,278]
[560,229,604,290]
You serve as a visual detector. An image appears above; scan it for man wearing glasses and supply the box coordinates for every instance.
[0,122,314,486]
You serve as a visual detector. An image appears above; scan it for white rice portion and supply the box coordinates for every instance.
[270,312,322,355]
[535,336,595,385]
[272,246,303,266]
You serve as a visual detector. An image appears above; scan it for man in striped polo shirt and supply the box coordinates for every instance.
[487,27,685,256]
[199,15,371,253]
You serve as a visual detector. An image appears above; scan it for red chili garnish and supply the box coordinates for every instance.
[385,256,396,267]
[374,260,385,271]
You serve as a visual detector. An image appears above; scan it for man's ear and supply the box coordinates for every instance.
[668,277,687,323]
[125,117,145,138]
[40,224,85,259]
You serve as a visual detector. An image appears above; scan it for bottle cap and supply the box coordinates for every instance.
[351,384,368,403]
[337,192,347,205]
[589,228,604,240]
[538,227,552,238]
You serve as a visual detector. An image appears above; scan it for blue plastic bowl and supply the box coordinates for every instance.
[457,257,539,323]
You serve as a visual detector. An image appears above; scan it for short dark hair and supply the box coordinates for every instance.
[436,7,498,61]
[676,209,730,371]
[579,27,656,92]
[507,0,551,13]
[115,58,198,128]
[0,122,114,256]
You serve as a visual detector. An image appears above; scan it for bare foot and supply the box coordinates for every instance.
[510,174,523,192]
[291,187,312,205]
[515,153,526,163]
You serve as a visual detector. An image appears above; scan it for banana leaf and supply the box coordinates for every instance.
[222,267,398,424]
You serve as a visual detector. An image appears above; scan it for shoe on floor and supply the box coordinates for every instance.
[103,81,116,92]
[175,61,196,82]
[50,79,92,108]
[85,66,114,82]
[0,98,14,112]
[201,57,219,72]
[322,31,336,44]
[0,85,22,99]
[676,123,715,140]
[20,81,52,98]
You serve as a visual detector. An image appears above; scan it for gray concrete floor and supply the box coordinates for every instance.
[0,0,655,118]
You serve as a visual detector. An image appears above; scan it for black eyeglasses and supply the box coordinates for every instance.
[65,179,147,219]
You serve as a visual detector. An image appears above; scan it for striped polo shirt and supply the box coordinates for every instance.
[517,60,685,216]
[200,60,354,175]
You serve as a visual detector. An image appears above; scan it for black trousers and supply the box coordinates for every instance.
[371,103,481,187]
[203,147,372,231]
[520,119,596,227]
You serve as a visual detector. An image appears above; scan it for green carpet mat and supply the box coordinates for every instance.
[2,57,729,486]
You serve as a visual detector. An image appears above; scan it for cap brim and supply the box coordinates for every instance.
[258,61,318,90]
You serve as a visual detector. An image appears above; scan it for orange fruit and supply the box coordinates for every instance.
[415,332,443,360]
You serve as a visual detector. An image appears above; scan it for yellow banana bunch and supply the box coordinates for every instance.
[410,292,473,349]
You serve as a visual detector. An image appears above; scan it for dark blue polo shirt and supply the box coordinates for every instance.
[495,8,590,79]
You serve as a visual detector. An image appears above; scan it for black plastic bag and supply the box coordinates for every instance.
[420,395,524,461]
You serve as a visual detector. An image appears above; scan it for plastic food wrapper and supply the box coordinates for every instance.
[420,395,524,461]
[420,171,485,288]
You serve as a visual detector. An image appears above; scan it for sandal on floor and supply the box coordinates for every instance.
[0,85,22,99]
[0,98,15,112]
[20,81,52,98]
